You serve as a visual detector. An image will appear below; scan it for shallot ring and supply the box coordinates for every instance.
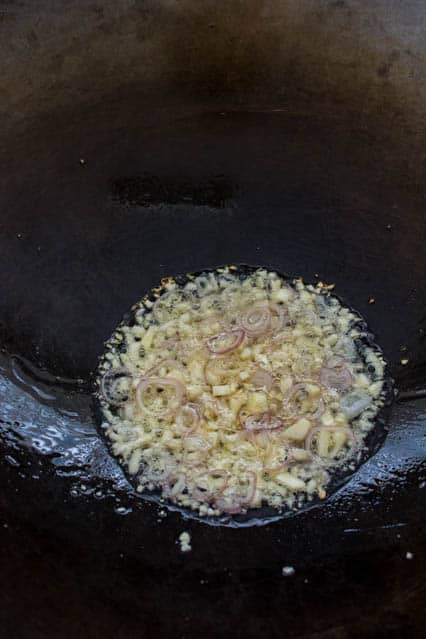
[245,412,284,433]
[305,425,356,461]
[206,328,245,354]
[175,402,201,436]
[136,376,185,416]
[100,367,133,406]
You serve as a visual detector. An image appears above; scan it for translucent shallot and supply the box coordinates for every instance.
[136,377,185,416]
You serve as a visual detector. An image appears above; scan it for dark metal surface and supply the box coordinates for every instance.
[1,1,426,637]
[95,263,395,527]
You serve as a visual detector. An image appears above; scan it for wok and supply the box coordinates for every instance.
[0,1,425,637]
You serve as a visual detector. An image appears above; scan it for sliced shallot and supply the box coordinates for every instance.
[238,407,250,427]
[264,447,314,475]
[162,472,187,497]
[206,328,245,354]
[191,469,229,502]
[270,329,293,344]
[175,403,201,436]
[250,368,274,391]
[183,435,211,465]
[340,391,372,419]
[268,302,286,332]
[305,426,356,460]
[240,301,286,337]
[282,381,325,420]
[144,358,184,377]
[136,376,185,416]
[240,302,271,337]
[204,352,246,385]
[245,412,284,433]
[100,368,133,406]
[142,457,177,485]
[326,355,345,368]
[320,357,353,392]
[214,470,257,513]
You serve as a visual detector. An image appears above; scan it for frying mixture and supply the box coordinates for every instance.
[97,267,386,516]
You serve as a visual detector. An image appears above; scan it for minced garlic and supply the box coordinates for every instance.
[97,267,386,516]
[178,531,192,552]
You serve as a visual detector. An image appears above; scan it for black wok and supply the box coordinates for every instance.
[1,1,425,637]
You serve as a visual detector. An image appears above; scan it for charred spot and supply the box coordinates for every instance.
[111,174,235,208]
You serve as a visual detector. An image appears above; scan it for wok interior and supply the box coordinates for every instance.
[0,1,426,636]
[1,2,425,388]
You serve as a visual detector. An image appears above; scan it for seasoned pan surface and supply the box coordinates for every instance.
[1,1,426,637]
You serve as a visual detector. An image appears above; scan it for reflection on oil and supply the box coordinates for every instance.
[0,351,425,529]
[0,352,128,494]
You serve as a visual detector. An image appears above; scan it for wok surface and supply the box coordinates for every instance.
[1,1,426,637]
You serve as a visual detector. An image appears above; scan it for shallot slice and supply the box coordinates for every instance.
[263,462,289,475]
[340,391,372,419]
[241,301,287,337]
[162,472,187,497]
[282,381,325,420]
[175,403,201,436]
[204,352,245,385]
[214,471,257,513]
[238,407,250,427]
[144,359,184,377]
[213,496,244,515]
[136,376,185,416]
[320,357,353,392]
[207,329,245,354]
[191,469,229,502]
[270,329,293,344]
[305,426,356,460]
[240,302,271,337]
[242,471,258,508]
[268,302,286,332]
[142,458,177,485]
[326,355,345,368]
[245,412,284,433]
[251,368,274,391]
[264,447,314,474]
[100,368,133,406]
[183,435,211,465]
